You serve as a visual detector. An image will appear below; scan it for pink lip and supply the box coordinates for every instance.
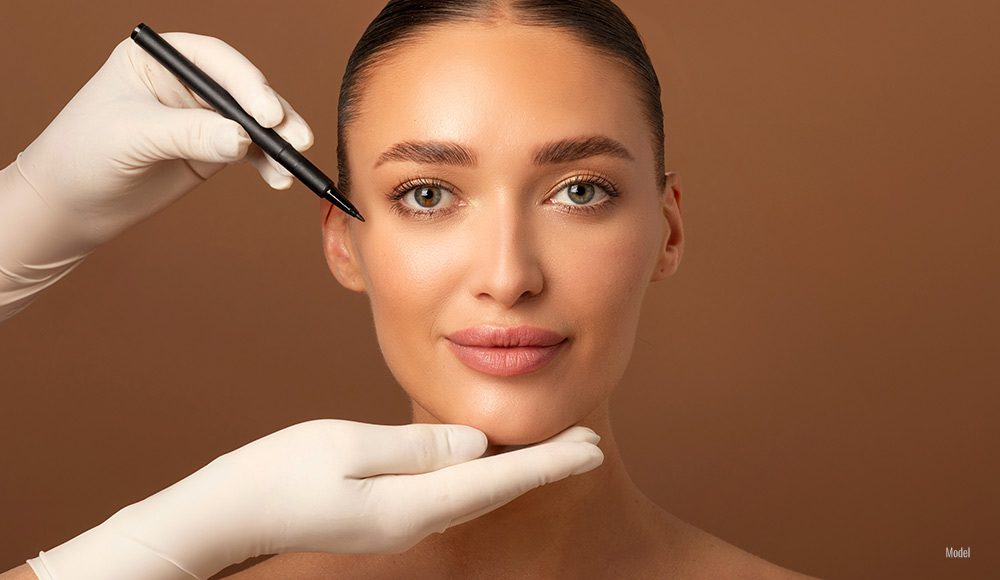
[447,325,566,347]
[445,325,568,377]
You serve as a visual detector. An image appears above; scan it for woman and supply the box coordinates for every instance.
[225,0,813,577]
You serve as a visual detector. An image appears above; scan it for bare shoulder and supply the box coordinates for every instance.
[0,563,39,580]
[218,553,366,580]
[655,511,822,580]
[219,512,821,579]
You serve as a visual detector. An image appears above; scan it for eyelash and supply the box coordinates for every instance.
[386,171,622,220]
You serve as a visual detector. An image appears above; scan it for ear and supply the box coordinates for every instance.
[320,201,367,293]
[650,171,684,282]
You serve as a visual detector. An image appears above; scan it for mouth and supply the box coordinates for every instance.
[444,325,569,377]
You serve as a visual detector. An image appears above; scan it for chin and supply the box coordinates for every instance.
[404,369,598,446]
[440,405,579,447]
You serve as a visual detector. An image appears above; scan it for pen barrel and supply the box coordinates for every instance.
[273,146,333,193]
[130,23,355,214]
[131,23,332,189]
[131,25,259,134]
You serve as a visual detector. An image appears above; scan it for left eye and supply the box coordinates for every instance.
[552,181,608,207]
[552,177,618,211]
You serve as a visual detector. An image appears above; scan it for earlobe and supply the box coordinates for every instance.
[321,202,367,293]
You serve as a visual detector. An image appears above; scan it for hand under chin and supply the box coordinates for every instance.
[481,443,532,458]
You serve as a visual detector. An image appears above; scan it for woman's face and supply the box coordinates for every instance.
[323,22,683,445]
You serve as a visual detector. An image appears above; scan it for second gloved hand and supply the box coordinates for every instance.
[27,419,604,580]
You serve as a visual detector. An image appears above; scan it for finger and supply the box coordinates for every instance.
[136,106,251,164]
[272,92,315,152]
[260,92,315,182]
[236,93,313,189]
[241,92,316,189]
[341,422,487,479]
[447,496,517,528]
[439,430,598,527]
[244,146,294,190]
[388,440,604,535]
[492,425,601,453]
[156,32,285,128]
[538,424,600,445]
[457,442,605,526]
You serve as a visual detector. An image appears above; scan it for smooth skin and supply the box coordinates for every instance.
[227,20,818,580]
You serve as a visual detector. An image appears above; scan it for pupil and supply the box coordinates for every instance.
[417,187,438,207]
[568,183,594,204]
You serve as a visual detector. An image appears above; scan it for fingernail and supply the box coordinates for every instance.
[581,427,600,444]
[274,161,293,177]
[292,127,314,151]
[255,95,282,128]
[216,126,248,159]
[455,426,488,457]
[571,444,604,475]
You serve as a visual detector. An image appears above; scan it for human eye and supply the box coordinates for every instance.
[385,177,459,220]
[547,171,622,216]
[384,171,622,220]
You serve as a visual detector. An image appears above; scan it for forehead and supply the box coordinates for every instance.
[351,22,648,166]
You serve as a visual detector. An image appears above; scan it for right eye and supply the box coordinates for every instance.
[388,178,459,218]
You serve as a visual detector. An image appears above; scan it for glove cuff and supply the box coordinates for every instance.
[24,506,202,580]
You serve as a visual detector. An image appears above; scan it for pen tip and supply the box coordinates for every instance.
[346,204,365,222]
[325,187,365,222]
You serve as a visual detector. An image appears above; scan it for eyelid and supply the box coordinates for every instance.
[385,175,457,201]
[553,171,620,198]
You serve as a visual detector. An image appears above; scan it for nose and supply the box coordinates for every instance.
[466,200,545,308]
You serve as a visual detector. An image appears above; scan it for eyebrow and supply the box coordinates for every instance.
[373,135,634,168]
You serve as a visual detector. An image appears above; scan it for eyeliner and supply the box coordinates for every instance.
[130,22,364,222]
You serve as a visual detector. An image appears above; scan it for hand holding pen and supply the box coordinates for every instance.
[1,26,361,321]
[131,23,363,222]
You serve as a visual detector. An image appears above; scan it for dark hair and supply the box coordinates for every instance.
[335,0,666,200]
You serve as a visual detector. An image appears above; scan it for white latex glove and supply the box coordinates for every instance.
[26,419,604,580]
[0,31,313,322]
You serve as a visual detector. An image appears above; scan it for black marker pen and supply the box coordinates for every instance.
[130,22,364,222]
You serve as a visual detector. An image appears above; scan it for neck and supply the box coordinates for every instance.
[407,400,666,575]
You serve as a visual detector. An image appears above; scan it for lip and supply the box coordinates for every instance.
[445,325,568,377]
[446,325,566,347]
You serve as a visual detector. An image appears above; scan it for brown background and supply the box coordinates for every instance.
[1,1,997,578]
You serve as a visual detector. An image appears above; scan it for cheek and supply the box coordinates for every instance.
[364,231,455,309]
[553,218,658,399]
[561,220,656,340]
[356,228,456,390]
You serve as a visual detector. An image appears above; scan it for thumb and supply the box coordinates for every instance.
[139,107,252,164]
[341,422,488,479]
[398,440,604,534]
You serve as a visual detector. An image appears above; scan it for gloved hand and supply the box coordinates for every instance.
[26,419,604,580]
[0,31,313,321]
